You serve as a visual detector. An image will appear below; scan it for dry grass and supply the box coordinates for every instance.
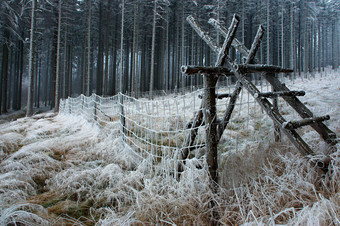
[1,71,339,225]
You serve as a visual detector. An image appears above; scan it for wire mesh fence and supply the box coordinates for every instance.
[59,72,333,177]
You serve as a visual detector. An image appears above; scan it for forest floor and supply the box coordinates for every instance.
[0,69,339,225]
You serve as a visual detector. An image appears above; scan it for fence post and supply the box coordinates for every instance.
[81,94,84,110]
[93,94,97,122]
[119,93,126,138]
[203,75,218,184]
[272,84,281,142]
[68,98,71,114]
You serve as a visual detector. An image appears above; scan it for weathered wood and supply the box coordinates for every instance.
[215,14,240,67]
[263,74,337,146]
[212,19,337,147]
[180,16,223,165]
[187,15,220,54]
[203,76,218,182]
[245,25,265,64]
[225,60,315,156]
[236,64,294,73]
[256,90,305,98]
[198,93,232,99]
[119,94,126,137]
[208,18,250,58]
[217,82,243,141]
[217,93,232,99]
[272,86,281,142]
[216,25,264,142]
[283,115,330,130]
[181,14,239,164]
[181,65,232,76]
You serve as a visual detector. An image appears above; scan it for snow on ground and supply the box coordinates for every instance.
[0,70,339,225]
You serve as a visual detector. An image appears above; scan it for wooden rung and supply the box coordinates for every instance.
[181,65,232,76]
[283,115,330,130]
[217,93,232,99]
[198,93,232,99]
[236,64,294,73]
[256,91,305,98]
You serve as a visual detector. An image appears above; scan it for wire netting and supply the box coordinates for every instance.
[59,72,332,179]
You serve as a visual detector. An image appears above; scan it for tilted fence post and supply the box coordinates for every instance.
[119,93,126,139]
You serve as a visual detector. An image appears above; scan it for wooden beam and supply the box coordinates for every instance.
[263,74,337,146]
[216,25,265,142]
[187,15,220,54]
[236,64,294,73]
[217,82,243,141]
[225,60,315,156]
[245,25,265,64]
[215,14,240,67]
[256,90,305,98]
[283,115,330,130]
[208,18,250,58]
[181,65,232,76]
[212,19,337,147]
[198,93,232,99]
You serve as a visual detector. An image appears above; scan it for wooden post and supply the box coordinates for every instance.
[203,75,218,183]
[119,93,126,137]
[94,95,98,122]
[68,99,71,114]
[272,84,281,142]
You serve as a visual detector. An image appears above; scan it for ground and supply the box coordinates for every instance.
[0,69,339,225]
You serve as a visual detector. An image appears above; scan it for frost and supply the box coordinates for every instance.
[0,70,339,224]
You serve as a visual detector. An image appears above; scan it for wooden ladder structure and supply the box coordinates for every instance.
[180,15,338,183]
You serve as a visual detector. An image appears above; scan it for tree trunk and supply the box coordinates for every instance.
[131,0,139,98]
[119,0,125,93]
[266,0,270,65]
[104,0,111,96]
[86,0,92,95]
[181,2,185,94]
[149,0,157,99]
[1,33,9,114]
[62,23,68,99]
[96,1,104,96]
[54,0,62,112]
[26,0,37,116]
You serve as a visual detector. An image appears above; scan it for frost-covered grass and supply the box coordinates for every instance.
[0,69,339,225]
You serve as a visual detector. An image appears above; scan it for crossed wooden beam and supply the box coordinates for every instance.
[179,15,337,183]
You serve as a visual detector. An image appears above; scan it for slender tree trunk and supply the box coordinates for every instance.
[119,0,125,93]
[131,0,139,97]
[86,0,92,95]
[1,38,9,114]
[331,20,336,69]
[37,58,41,108]
[1,16,10,114]
[149,0,157,99]
[266,0,270,65]
[103,0,111,96]
[281,4,284,67]
[54,0,62,112]
[68,45,72,97]
[27,0,37,116]
[96,2,104,95]
[63,23,68,99]
[181,2,185,94]
[290,2,296,79]
[45,47,50,106]
[164,7,169,93]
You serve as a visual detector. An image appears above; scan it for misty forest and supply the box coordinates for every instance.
[0,0,340,225]
[0,0,339,114]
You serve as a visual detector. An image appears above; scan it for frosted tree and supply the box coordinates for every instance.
[26,0,38,117]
